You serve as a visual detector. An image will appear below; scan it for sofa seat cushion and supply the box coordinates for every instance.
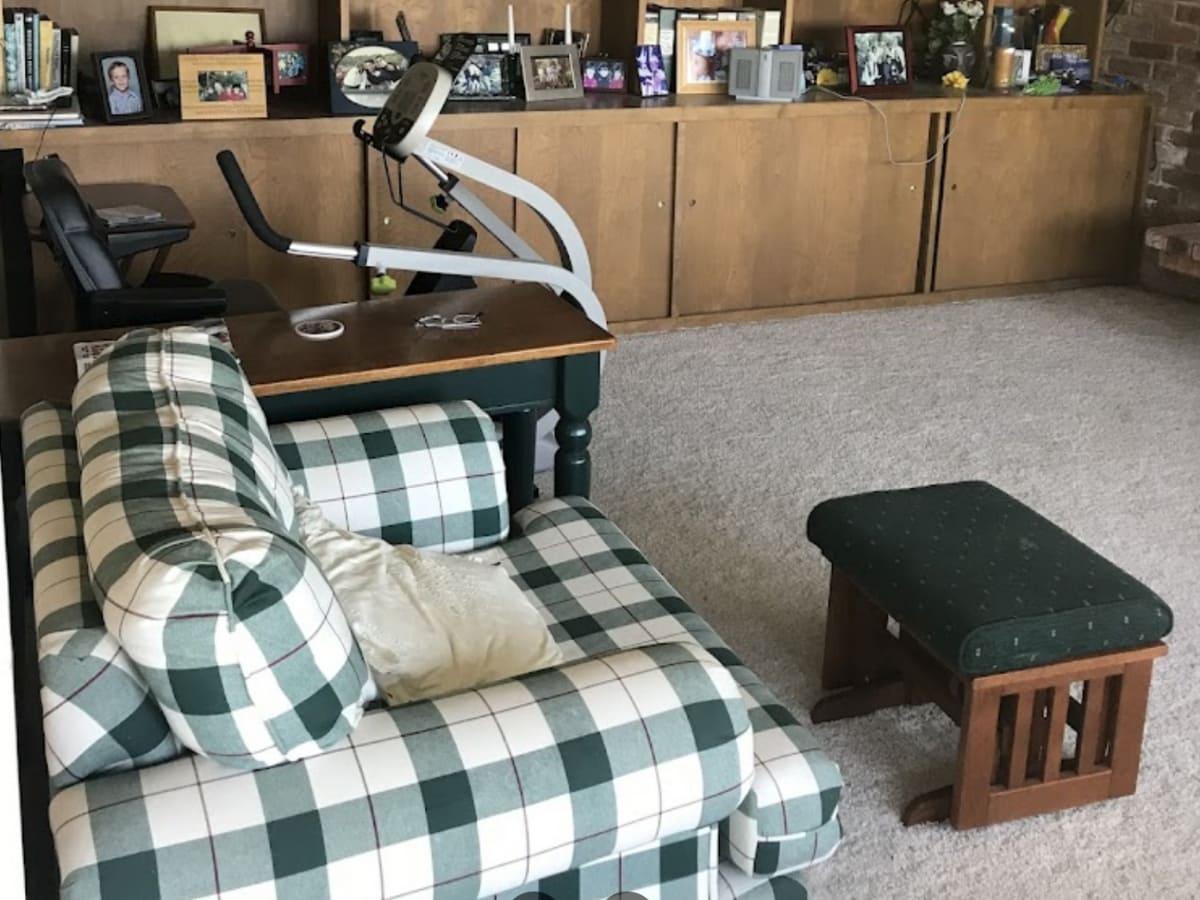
[500,498,843,871]
[72,328,372,768]
[49,643,752,900]
[22,403,183,791]
[269,401,508,554]
[807,481,1174,675]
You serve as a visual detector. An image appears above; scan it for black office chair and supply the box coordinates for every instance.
[23,156,280,329]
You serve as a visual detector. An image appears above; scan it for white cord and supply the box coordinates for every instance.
[805,85,968,167]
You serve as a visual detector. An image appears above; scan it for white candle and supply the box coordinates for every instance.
[565,3,572,45]
[507,4,516,50]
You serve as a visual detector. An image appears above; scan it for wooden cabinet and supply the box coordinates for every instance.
[367,127,516,295]
[672,111,933,315]
[934,101,1149,291]
[516,122,675,322]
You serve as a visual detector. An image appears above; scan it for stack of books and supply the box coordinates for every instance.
[0,7,82,129]
[1,7,79,94]
[643,6,784,89]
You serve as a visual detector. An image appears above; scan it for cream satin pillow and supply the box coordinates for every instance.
[294,490,563,705]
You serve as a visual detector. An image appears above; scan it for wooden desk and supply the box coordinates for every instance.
[0,282,615,505]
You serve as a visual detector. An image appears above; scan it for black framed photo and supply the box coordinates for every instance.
[845,26,912,95]
[328,41,419,115]
[582,58,627,93]
[438,32,530,101]
[94,51,152,122]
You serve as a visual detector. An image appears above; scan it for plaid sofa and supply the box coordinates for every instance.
[21,332,842,899]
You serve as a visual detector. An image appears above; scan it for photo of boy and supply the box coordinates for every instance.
[102,56,144,116]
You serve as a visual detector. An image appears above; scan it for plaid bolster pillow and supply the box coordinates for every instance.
[51,642,753,900]
[22,403,183,792]
[270,400,509,554]
[71,328,372,769]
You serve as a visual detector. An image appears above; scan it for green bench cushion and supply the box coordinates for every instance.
[806,481,1173,675]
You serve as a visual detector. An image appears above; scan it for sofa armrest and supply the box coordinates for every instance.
[50,642,753,900]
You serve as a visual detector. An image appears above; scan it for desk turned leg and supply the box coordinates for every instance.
[555,353,601,499]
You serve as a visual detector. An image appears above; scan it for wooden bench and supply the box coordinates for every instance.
[806,482,1173,829]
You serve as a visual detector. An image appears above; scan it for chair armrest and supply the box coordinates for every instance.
[87,286,226,327]
[50,643,754,900]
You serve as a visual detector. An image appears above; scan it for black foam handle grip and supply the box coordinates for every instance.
[216,150,291,253]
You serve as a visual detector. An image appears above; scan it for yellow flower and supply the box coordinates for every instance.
[816,68,839,86]
[942,70,969,89]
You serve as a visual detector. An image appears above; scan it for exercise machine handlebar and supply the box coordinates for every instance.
[216,150,293,254]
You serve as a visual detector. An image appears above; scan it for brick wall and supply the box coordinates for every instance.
[1104,2,1200,224]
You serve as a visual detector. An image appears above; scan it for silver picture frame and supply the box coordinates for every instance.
[519,44,584,102]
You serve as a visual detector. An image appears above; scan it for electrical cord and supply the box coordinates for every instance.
[806,84,968,166]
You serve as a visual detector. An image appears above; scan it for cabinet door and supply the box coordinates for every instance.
[367,128,516,294]
[516,122,675,323]
[673,113,932,315]
[935,103,1148,290]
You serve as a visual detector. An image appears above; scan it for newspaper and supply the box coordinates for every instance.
[73,319,232,377]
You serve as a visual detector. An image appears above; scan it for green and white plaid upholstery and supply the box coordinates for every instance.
[494,827,721,899]
[71,328,371,768]
[22,403,182,792]
[718,868,810,900]
[50,642,753,899]
[270,401,508,554]
[502,498,843,877]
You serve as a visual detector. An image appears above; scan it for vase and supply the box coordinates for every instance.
[943,41,977,76]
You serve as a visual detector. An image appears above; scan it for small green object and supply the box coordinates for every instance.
[1023,74,1061,96]
[370,272,398,295]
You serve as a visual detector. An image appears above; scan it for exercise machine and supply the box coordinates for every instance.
[217,61,607,465]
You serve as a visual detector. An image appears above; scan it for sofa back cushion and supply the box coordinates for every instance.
[22,403,183,791]
[72,328,372,769]
[270,401,509,553]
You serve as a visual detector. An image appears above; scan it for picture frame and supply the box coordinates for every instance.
[845,25,913,95]
[177,53,268,121]
[148,6,266,80]
[93,51,153,123]
[634,44,670,97]
[328,41,419,115]
[438,33,531,101]
[1035,43,1090,75]
[450,53,519,101]
[582,57,627,93]
[262,43,309,94]
[675,19,757,94]
[519,44,584,103]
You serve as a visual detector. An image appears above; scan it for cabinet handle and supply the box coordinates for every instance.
[657,200,665,209]
[383,215,392,226]
[688,199,697,208]
[950,183,958,191]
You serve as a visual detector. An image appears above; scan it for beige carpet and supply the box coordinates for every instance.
[582,287,1200,899]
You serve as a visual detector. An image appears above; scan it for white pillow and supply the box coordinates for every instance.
[294,490,563,705]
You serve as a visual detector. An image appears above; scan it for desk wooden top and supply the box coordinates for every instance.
[0,284,615,422]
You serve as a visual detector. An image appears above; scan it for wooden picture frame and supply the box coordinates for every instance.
[93,51,153,123]
[148,6,266,80]
[845,25,913,96]
[675,19,757,95]
[177,53,268,121]
[520,44,584,103]
[262,43,309,94]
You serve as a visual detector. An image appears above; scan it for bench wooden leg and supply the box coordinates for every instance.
[820,568,890,690]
